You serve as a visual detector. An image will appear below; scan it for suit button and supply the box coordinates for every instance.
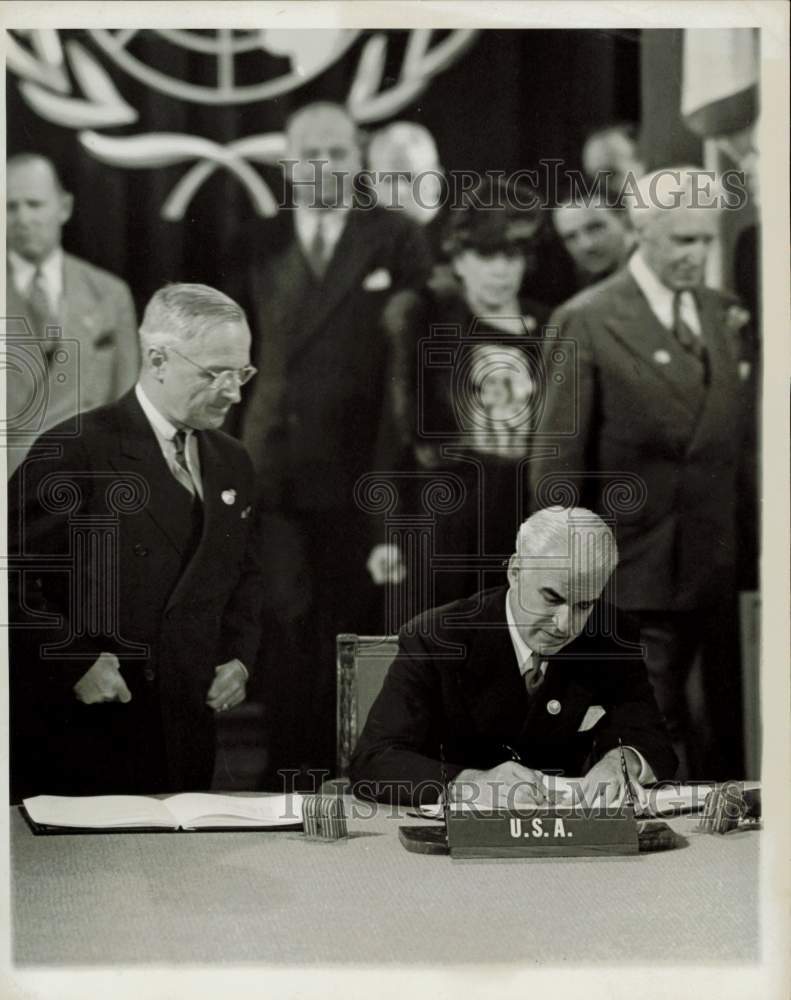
[547,699,561,715]
[143,667,156,682]
[134,543,148,556]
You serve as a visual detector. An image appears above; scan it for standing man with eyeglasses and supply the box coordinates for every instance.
[8,284,266,801]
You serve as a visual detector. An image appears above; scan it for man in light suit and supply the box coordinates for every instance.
[350,507,676,806]
[9,284,264,801]
[239,102,432,786]
[530,167,754,780]
[5,154,139,476]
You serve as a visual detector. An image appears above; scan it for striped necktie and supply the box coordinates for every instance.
[524,660,546,695]
[27,266,55,341]
[672,291,707,367]
[172,430,199,499]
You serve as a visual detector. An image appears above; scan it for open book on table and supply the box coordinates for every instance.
[21,792,305,834]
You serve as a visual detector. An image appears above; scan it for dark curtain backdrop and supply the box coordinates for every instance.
[7,28,641,314]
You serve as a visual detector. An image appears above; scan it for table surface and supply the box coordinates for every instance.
[11,802,760,966]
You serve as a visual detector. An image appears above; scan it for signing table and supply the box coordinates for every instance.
[11,801,760,965]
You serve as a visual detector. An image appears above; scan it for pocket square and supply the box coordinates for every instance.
[362,268,391,291]
[577,705,606,732]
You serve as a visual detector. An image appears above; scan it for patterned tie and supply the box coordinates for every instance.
[172,430,199,498]
[672,291,707,368]
[172,430,204,561]
[524,660,546,695]
[27,266,56,345]
[306,217,328,279]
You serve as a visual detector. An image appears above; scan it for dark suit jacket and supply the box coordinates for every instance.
[529,268,752,612]
[349,586,677,804]
[5,252,139,477]
[379,284,550,469]
[239,206,432,512]
[8,390,265,799]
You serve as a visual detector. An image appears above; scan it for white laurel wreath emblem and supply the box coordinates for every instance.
[8,29,477,221]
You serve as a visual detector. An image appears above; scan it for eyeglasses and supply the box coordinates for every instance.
[168,346,257,390]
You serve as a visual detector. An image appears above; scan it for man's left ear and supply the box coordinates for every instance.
[59,192,74,225]
[506,553,518,586]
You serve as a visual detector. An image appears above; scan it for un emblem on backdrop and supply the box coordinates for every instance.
[8,28,478,220]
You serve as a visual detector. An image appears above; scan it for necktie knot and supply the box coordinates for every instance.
[524,660,546,694]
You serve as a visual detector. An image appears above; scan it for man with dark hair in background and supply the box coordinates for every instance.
[553,198,635,291]
[581,122,645,194]
[6,153,139,476]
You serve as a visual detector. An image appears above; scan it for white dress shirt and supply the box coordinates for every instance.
[9,247,64,314]
[135,383,203,500]
[294,206,349,263]
[628,250,701,336]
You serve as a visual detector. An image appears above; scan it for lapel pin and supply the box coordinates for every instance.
[547,699,561,716]
[221,489,237,505]
[653,349,672,365]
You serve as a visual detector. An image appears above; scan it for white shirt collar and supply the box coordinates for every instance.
[628,250,700,334]
[505,589,548,677]
[294,206,349,251]
[135,382,182,442]
[8,246,64,302]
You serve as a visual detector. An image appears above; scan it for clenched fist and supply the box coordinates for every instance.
[74,652,132,705]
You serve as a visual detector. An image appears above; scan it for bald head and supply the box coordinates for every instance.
[285,102,361,209]
[367,121,442,223]
[7,154,73,262]
[507,507,617,655]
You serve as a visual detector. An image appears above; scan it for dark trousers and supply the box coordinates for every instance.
[636,606,745,781]
[256,509,379,789]
[9,670,212,801]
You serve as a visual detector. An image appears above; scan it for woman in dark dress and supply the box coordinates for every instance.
[376,194,550,614]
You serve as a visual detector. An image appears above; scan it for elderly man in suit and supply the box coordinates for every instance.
[9,284,264,801]
[239,101,432,787]
[350,507,676,806]
[529,167,754,780]
[5,153,139,476]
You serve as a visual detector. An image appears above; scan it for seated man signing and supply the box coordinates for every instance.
[349,507,677,807]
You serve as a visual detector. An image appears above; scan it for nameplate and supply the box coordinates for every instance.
[446,805,639,859]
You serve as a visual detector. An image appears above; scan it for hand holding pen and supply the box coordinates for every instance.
[448,743,547,809]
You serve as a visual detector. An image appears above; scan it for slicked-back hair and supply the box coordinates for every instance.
[514,506,619,580]
[139,283,248,354]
